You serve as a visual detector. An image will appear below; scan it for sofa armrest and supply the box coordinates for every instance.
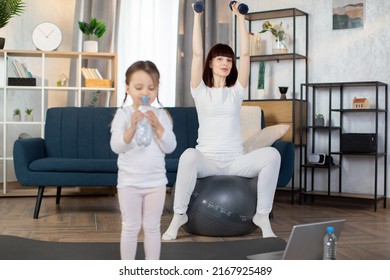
[272,139,295,187]
[13,138,46,185]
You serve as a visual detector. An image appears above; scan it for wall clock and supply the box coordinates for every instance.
[32,22,63,51]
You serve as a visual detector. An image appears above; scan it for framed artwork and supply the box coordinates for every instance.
[333,0,364,30]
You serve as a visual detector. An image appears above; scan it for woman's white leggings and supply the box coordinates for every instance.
[117,186,166,260]
[173,147,281,215]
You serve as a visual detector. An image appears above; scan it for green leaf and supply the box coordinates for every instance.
[78,17,107,40]
[0,0,26,29]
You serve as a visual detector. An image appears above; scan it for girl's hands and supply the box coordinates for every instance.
[124,110,164,144]
[145,110,164,139]
[130,110,143,128]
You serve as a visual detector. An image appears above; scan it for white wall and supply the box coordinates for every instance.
[0,0,76,107]
[247,0,390,90]
[247,0,390,196]
[0,0,76,51]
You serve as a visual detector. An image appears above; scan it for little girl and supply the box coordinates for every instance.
[110,60,177,260]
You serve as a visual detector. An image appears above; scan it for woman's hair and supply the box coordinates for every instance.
[202,43,238,87]
[122,60,162,106]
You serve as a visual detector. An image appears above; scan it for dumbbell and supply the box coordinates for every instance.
[229,1,249,14]
[193,1,204,13]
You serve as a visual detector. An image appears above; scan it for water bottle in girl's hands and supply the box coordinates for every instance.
[136,96,153,147]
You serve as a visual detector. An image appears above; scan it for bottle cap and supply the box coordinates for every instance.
[141,96,149,104]
[326,226,334,233]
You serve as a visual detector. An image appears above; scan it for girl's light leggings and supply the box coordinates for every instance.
[117,185,166,260]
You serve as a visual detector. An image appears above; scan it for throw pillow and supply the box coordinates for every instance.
[243,124,290,153]
[240,106,262,142]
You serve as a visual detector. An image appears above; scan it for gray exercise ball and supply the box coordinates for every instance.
[184,175,258,237]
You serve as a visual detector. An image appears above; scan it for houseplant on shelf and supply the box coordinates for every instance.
[260,20,288,54]
[0,0,26,49]
[314,114,325,127]
[13,107,21,121]
[25,108,33,121]
[78,17,106,52]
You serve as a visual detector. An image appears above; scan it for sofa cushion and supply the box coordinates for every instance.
[29,158,118,173]
[165,107,198,159]
[45,107,118,160]
[243,124,290,153]
[165,158,179,172]
[240,106,263,142]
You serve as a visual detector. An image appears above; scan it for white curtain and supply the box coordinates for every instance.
[116,0,179,107]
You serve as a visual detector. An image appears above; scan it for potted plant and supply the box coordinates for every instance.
[260,20,288,54]
[78,17,106,52]
[13,107,21,121]
[0,0,26,49]
[25,107,33,121]
[314,114,325,126]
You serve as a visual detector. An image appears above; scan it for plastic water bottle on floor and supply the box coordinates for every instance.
[323,226,337,260]
[136,96,153,147]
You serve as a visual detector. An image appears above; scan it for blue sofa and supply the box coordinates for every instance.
[13,106,294,219]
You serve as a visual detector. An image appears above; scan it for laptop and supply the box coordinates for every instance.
[247,219,346,260]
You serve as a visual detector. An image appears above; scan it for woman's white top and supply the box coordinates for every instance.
[191,81,246,158]
[110,106,177,188]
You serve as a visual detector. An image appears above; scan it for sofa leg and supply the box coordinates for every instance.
[34,186,45,219]
[56,186,62,204]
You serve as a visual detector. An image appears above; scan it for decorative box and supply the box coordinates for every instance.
[8,78,36,86]
[341,133,376,153]
[84,79,112,88]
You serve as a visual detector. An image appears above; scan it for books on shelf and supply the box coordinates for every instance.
[8,58,34,78]
[82,67,111,88]
[81,67,104,80]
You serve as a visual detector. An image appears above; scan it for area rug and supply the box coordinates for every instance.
[0,235,286,260]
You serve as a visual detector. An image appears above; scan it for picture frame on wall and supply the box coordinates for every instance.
[333,0,364,30]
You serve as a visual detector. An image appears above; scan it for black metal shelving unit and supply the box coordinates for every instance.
[234,8,309,204]
[300,81,388,211]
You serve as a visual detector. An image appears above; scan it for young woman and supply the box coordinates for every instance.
[163,2,281,241]
[110,60,176,259]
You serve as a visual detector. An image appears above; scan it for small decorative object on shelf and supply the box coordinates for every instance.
[18,132,31,139]
[278,86,288,100]
[250,33,266,56]
[25,108,33,122]
[314,114,325,126]
[253,61,266,99]
[56,73,68,87]
[13,108,21,121]
[260,21,288,54]
[352,97,369,109]
[78,17,106,52]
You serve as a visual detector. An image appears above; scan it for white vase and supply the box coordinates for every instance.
[13,114,21,122]
[273,36,288,54]
[83,40,98,52]
[25,114,33,122]
[252,89,267,99]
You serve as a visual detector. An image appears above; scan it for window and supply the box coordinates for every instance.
[116,0,179,107]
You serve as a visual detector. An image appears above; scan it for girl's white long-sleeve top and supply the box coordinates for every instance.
[110,106,177,188]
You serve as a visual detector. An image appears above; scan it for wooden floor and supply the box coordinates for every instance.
[1,186,390,260]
